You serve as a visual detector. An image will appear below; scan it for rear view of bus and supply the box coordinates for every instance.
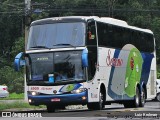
[14,16,157,112]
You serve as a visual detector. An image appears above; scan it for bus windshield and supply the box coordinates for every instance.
[26,51,85,85]
[27,22,86,50]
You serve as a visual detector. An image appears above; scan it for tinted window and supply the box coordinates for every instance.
[87,47,97,80]
[27,22,86,50]
[97,22,154,53]
[87,21,97,46]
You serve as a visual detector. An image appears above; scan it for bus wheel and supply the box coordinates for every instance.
[94,90,105,110]
[47,105,55,113]
[87,103,94,110]
[156,93,160,102]
[133,87,140,108]
[139,87,146,107]
[124,87,140,108]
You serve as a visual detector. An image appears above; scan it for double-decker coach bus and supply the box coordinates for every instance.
[14,16,157,112]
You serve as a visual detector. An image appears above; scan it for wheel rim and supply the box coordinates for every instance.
[136,94,139,105]
[157,94,160,101]
[99,92,104,109]
[141,90,145,104]
[135,88,140,106]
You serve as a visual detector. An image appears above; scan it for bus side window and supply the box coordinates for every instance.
[147,34,154,52]
[87,21,97,46]
[107,25,114,48]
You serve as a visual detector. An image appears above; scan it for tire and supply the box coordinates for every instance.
[87,89,105,110]
[87,103,94,110]
[139,87,146,107]
[124,87,140,108]
[94,90,105,110]
[47,105,55,113]
[156,93,160,102]
[124,102,132,108]
[133,87,140,108]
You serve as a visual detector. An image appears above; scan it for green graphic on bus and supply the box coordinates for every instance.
[125,47,143,97]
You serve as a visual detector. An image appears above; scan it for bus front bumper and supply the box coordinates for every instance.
[28,91,88,106]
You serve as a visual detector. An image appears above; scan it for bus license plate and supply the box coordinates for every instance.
[51,98,60,102]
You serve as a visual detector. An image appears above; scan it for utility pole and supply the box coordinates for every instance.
[24,0,31,101]
[25,0,31,50]
[25,0,31,11]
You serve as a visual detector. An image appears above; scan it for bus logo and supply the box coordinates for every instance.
[130,57,134,70]
[53,90,57,94]
[106,49,123,67]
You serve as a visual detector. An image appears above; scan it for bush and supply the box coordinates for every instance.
[0,66,24,93]
[0,37,25,93]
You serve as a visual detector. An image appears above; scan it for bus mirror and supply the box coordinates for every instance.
[14,52,26,71]
[82,48,88,67]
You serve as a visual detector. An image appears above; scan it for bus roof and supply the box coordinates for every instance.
[31,16,153,34]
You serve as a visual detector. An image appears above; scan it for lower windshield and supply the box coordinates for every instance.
[26,51,85,85]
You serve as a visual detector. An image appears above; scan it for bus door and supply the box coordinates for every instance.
[86,20,100,102]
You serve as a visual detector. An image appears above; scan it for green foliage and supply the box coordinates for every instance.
[11,37,25,59]
[0,101,45,111]
[0,37,24,93]
[128,0,143,9]
[0,93,24,100]
[8,93,24,99]
[0,66,24,93]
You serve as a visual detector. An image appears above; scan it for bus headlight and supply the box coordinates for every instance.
[71,88,87,94]
[28,91,40,96]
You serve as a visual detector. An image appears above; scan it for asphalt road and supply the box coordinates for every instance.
[0,101,160,120]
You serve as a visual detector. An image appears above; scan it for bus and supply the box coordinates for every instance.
[14,16,157,112]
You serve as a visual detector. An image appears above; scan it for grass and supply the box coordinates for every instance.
[0,93,24,100]
[0,93,45,111]
[0,101,45,111]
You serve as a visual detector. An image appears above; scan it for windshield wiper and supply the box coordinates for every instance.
[30,46,50,49]
[53,44,75,47]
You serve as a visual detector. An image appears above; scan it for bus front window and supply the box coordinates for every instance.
[26,51,85,85]
[27,22,86,50]
[54,51,84,82]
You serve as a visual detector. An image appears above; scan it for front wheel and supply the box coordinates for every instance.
[47,105,55,113]
[87,90,105,110]
[87,103,95,110]
[94,90,105,110]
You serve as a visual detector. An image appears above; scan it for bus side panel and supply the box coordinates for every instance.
[85,81,100,102]
[106,48,135,100]
[98,45,155,102]
[86,47,113,103]
[98,47,114,101]
[98,47,131,101]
